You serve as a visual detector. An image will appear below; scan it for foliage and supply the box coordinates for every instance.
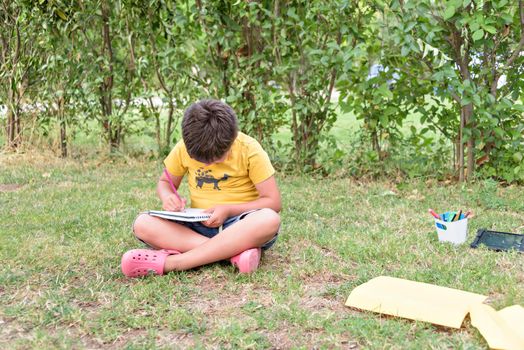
[0,0,523,182]
[383,0,524,182]
[272,0,352,169]
[194,0,289,153]
[0,0,46,149]
[37,3,87,157]
[132,0,205,155]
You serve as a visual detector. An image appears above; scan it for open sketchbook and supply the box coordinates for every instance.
[148,208,211,222]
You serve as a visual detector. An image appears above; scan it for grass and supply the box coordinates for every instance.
[1,152,523,349]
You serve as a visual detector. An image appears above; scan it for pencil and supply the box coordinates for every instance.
[163,168,182,202]
[428,209,441,220]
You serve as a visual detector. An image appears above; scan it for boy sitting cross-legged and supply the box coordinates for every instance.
[121,99,281,277]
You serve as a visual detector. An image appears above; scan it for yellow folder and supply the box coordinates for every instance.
[345,276,524,349]
[345,276,487,328]
[470,304,524,350]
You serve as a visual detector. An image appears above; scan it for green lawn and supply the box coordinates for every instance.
[1,153,523,349]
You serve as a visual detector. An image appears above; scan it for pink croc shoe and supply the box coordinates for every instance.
[121,249,180,278]
[230,248,261,274]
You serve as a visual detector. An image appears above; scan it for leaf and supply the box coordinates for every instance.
[494,127,505,138]
[377,83,393,99]
[513,152,523,163]
[287,7,299,20]
[379,114,389,126]
[470,22,480,32]
[472,29,484,41]
[443,6,456,20]
[56,9,68,21]
[483,25,497,34]
[501,13,513,24]
[219,13,241,31]
[496,0,509,9]
[512,104,524,112]
[384,106,398,116]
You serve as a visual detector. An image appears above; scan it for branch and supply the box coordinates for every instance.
[126,16,136,74]
[272,0,282,65]
[450,90,462,104]
[119,89,132,117]
[146,5,171,96]
[194,0,221,71]
[448,28,470,81]
[0,30,7,66]
[490,0,524,95]
[504,0,524,68]
[411,50,463,105]
[323,31,341,107]
[429,3,470,81]
[81,27,100,58]
[14,21,20,64]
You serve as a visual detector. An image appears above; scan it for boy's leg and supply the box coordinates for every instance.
[163,208,280,272]
[133,213,209,252]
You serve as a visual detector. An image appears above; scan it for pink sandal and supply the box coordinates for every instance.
[230,248,261,273]
[121,248,180,277]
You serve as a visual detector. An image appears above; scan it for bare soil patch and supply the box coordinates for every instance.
[0,184,22,192]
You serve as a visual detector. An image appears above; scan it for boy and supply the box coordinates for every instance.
[121,99,281,277]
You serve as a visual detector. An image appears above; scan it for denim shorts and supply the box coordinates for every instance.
[135,210,279,250]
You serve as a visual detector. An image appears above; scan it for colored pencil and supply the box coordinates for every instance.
[428,209,441,220]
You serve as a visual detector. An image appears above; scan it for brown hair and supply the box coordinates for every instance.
[181,99,239,163]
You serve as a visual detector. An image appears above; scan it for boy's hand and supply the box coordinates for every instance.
[202,205,230,228]
[162,194,186,212]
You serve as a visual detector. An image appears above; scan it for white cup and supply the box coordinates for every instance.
[434,212,468,244]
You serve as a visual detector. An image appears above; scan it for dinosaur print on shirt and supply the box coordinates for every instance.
[195,168,229,190]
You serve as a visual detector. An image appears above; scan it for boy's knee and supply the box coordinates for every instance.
[132,213,152,239]
[257,208,281,232]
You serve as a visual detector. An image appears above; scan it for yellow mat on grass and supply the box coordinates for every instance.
[345,276,524,349]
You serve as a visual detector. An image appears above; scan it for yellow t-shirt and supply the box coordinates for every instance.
[164,132,275,209]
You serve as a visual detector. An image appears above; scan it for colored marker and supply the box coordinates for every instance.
[455,210,462,221]
[464,210,472,219]
[449,212,456,222]
[428,209,441,220]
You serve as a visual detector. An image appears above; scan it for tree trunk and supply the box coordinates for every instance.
[100,0,117,154]
[288,74,301,166]
[15,104,21,147]
[463,103,474,180]
[454,133,460,175]
[7,103,22,149]
[110,133,119,153]
[371,128,381,160]
[6,84,19,149]
[155,110,161,155]
[6,107,15,149]
[58,96,67,157]
[165,98,174,149]
[60,118,67,157]
[458,108,465,182]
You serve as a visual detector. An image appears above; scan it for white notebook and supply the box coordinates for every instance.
[148,208,211,222]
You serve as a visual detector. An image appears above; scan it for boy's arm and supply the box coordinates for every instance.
[233,175,281,214]
[202,175,281,227]
[157,171,186,211]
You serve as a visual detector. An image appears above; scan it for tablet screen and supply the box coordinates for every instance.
[479,232,524,249]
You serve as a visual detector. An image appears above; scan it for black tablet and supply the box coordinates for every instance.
[471,229,524,252]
